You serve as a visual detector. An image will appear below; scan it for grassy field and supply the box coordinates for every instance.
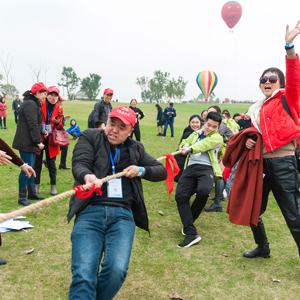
[0,100,300,300]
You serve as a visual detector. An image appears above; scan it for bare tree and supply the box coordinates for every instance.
[0,53,13,85]
[44,63,50,85]
[29,63,42,82]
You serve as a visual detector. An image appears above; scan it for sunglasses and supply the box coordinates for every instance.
[259,75,278,84]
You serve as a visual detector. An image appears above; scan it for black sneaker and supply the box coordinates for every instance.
[0,258,7,265]
[177,235,202,248]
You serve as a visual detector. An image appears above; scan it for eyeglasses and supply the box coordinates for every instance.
[259,75,278,84]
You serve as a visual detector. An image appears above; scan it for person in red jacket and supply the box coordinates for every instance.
[244,21,300,258]
[34,86,63,196]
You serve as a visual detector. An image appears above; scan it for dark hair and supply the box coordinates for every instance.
[233,113,240,120]
[223,112,230,119]
[206,111,222,125]
[189,114,201,123]
[201,110,208,118]
[94,120,105,128]
[155,104,162,110]
[259,67,285,88]
[208,105,221,114]
[0,97,3,103]
[222,109,230,117]
[130,99,137,104]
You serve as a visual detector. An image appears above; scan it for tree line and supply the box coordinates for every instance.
[136,70,188,103]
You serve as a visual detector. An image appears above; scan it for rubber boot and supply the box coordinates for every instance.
[204,179,223,212]
[243,243,271,258]
[35,184,40,193]
[27,184,45,200]
[51,185,57,195]
[209,179,225,201]
[18,188,32,206]
[0,258,6,265]
[59,146,70,169]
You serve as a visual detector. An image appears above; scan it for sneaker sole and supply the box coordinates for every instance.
[177,236,202,248]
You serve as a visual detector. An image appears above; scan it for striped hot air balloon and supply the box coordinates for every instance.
[196,71,218,102]
[221,1,242,29]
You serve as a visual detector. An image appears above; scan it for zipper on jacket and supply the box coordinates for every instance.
[262,102,273,152]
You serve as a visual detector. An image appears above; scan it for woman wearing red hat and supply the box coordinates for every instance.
[12,82,48,206]
[34,86,63,196]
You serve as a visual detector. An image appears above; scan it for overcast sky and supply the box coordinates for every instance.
[1,0,300,102]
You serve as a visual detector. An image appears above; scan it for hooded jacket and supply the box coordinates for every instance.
[66,119,81,137]
[67,129,167,232]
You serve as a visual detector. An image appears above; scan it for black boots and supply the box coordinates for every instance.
[243,243,271,258]
[0,258,6,265]
[204,179,223,212]
[59,164,71,170]
[18,188,32,206]
[27,184,45,200]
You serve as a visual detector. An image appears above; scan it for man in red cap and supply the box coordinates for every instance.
[68,106,167,299]
[88,88,114,128]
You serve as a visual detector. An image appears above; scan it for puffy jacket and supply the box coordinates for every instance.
[223,118,240,134]
[37,100,63,158]
[88,100,112,128]
[67,129,167,232]
[179,129,224,180]
[13,94,43,153]
[248,54,300,152]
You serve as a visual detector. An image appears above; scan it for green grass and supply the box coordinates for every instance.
[0,100,300,299]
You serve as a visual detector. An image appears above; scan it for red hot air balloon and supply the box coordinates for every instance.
[221,1,242,29]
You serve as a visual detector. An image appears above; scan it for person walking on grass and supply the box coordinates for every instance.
[129,99,145,142]
[12,95,22,124]
[68,106,167,299]
[162,102,176,139]
[155,104,164,135]
[0,97,8,129]
[175,112,223,248]
[242,21,300,259]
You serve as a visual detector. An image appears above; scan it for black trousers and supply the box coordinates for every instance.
[60,145,68,165]
[251,156,300,255]
[0,117,6,128]
[130,123,141,141]
[34,138,57,185]
[175,164,214,235]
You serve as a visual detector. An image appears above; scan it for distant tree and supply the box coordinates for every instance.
[149,70,170,103]
[0,53,13,85]
[197,93,206,102]
[80,73,101,101]
[1,84,18,98]
[175,76,188,101]
[165,78,176,101]
[75,90,89,100]
[58,67,80,100]
[136,76,149,101]
[29,63,42,82]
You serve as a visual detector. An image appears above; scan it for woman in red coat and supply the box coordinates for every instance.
[34,86,63,195]
[244,21,300,258]
[0,97,8,129]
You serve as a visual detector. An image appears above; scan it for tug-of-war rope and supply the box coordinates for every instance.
[0,150,181,224]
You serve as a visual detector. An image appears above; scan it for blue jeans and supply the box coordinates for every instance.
[163,120,174,137]
[19,151,36,189]
[14,111,18,124]
[69,205,136,300]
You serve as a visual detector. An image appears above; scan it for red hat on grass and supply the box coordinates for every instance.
[31,82,47,94]
[47,86,60,95]
[108,106,136,127]
[104,88,114,95]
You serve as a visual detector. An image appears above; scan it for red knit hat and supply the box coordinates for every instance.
[31,82,47,94]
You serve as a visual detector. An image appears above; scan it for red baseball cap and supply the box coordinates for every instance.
[59,95,67,101]
[47,86,60,95]
[240,113,245,118]
[108,106,136,127]
[31,82,47,94]
[104,88,114,95]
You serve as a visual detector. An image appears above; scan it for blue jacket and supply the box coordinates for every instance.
[66,120,81,137]
[163,107,176,123]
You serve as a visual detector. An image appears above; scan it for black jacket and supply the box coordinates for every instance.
[67,129,167,231]
[12,94,43,153]
[238,118,252,131]
[12,99,22,112]
[88,100,112,128]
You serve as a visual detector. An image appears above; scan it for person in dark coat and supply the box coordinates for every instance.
[87,88,113,128]
[0,137,36,265]
[155,104,164,135]
[68,106,167,300]
[162,102,176,139]
[238,113,251,131]
[12,95,22,124]
[174,114,202,182]
[129,99,145,141]
[12,82,48,206]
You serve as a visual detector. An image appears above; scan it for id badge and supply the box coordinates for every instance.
[42,123,46,133]
[107,178,123,198]
[18,104,20,108]
[46,124,52,133]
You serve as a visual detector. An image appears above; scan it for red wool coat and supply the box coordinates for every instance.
[222,128,263,227]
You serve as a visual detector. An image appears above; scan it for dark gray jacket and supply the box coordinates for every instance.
[12,99,22,112]
[87,100,112,128]
[67,129,167,231]
[12,94,43,153]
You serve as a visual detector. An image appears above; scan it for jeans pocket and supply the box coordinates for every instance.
[120,207,134,221]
